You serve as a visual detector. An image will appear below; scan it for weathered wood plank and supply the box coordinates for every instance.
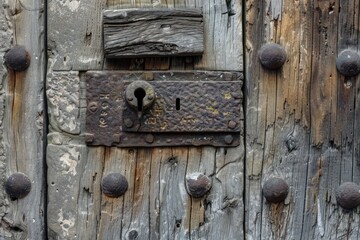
[49,0,243,71]
[246,0,360,239]
[47,1,244,240]
[194,0,243,71]
[103,9,204,58]
[0,0,46,238]
[48,0,106,70]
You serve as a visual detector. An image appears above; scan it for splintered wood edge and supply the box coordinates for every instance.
[103,8,204,58]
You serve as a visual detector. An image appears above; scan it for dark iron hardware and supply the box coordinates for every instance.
[85,71,243,147]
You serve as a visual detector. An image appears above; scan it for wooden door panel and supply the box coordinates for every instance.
[246,0,360,239]
[47,1,244,240]
[0,0,45,238]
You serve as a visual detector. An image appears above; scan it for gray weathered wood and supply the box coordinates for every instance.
[47,0,244,239]
[246,0,360,239]
[48,0,243,71]
[103,9,204,58]
[0,0,45,238]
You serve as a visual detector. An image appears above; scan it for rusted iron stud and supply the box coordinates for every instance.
[186,173,212,198]
[5,173,31,200]
[224,135,234,145]
[101,173,128,198]
[336,50,360,77]
[5,45,31,71]
[258,43,287,70]
[228,120,237,129]
[145,134,154,144]
[336,182,360,210]
[262,177,289,203]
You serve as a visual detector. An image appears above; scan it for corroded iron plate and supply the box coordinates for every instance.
[85,71,243,147]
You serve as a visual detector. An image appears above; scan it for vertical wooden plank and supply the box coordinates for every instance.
[0,0,45,238]
[246,0,311,238]
[47,1,244,240]
[194,0,243,71]
[246,0,360,239]
[48,0,107,70]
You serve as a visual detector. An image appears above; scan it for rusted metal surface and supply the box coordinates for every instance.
[258,43,287,70]
[85,71,243,147]
[185,173,212,198]
[5,45,31,71]
[336,50,360,77]
[5,173,32,200]
[336,182,360,210]
[101,173,128,198]
[262,177,289,203]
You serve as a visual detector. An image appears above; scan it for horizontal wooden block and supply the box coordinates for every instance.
[103,8,204,58]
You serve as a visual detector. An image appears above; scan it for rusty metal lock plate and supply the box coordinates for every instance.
[85,71,243,147]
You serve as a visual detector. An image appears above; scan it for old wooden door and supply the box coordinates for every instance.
[0,0,360,239]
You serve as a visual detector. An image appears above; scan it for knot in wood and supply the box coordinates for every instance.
[262,177,289,203]
[186,173,212,198]
[5,172,32,200]
[336,50,360,77]
[5,45,31,71]
[258,43,287,70]
[101,173,128,198]
[336,182,360,210]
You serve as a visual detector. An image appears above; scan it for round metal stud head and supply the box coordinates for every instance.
[259,43,287,70]
[5,173,31,200]
[262,177,289,203]
[5,45,31,71]
[336,50,360,77]
[101,173,128,198]
[336,182,360,210]
[186,173,212,198]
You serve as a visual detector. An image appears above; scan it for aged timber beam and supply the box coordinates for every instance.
[103,9,204,58]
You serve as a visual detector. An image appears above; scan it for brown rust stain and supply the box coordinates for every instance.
[268,203,288,239]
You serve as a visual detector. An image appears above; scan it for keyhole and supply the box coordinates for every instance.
[134,88,146,112]
[176,98,180,111]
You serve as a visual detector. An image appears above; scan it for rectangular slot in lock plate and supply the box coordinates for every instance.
[103,8,204,58]
[85,71,243,147]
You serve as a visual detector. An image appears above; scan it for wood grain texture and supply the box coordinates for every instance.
[246,0,360,239]
[48,0,243,71]
[103,9,204,58]
[0,0,45,238]
[47,0,243,240]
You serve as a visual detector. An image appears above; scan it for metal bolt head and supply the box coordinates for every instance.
[336,50,360,77]
[5,172,31,200]
[224,135,234,145]
[5,45,31,71]
[262,177,289,203]
[259,43,287,70]
[124,118,134,128]
[228,120,237,129]
[145,134,154,144]
[101,173,128,198]
[186,173,212,198]
[336,182,360,210]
